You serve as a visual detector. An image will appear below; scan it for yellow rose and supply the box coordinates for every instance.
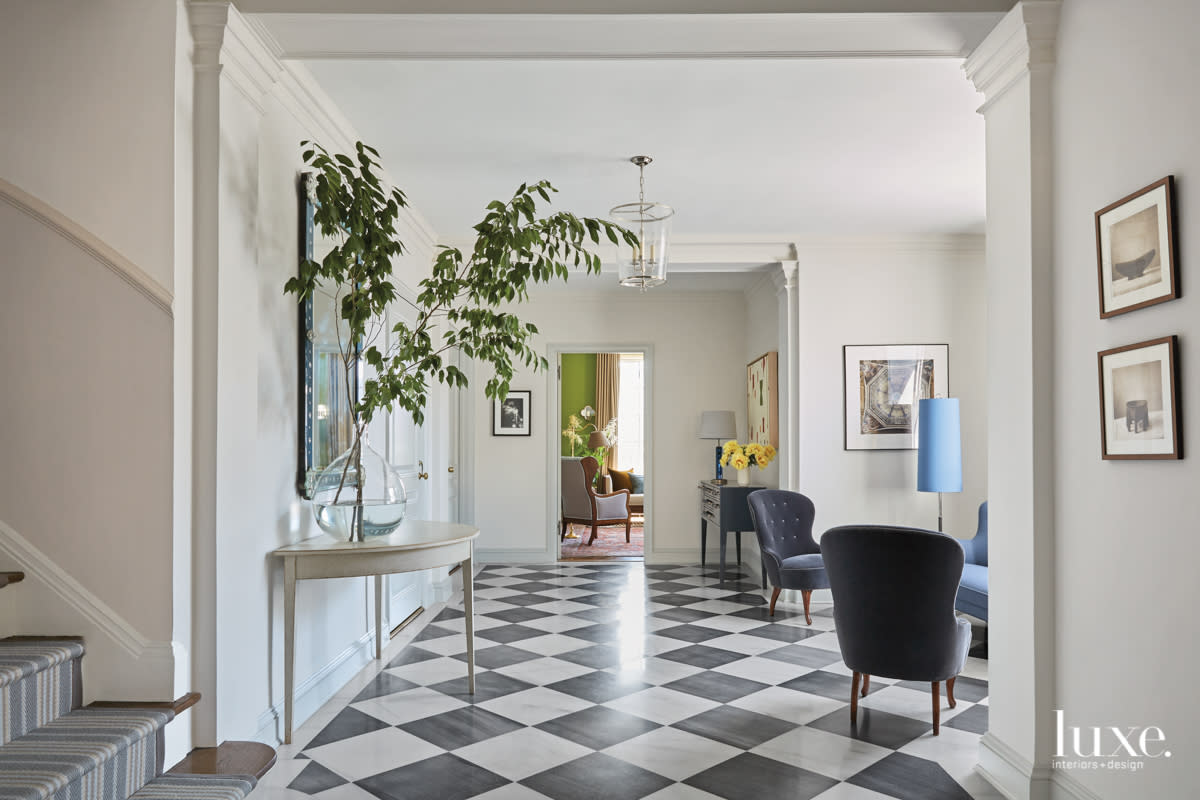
[719,453,730,466]
[730,453,750,470]
[744,442,763,457]
[764,444,777,460]
[722,440,740,454]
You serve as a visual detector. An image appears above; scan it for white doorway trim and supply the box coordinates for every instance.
[546,343,655,562]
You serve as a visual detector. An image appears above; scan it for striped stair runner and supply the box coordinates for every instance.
[0,707,171,800]
[0,641,84,746]
[129,776,256,800]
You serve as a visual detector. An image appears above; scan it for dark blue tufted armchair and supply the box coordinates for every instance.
[821,525,972,735]
[747,490,829,624]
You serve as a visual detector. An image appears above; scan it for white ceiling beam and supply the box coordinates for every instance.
[247,12,1005,61]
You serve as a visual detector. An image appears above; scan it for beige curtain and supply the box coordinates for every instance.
[595,353,620,473]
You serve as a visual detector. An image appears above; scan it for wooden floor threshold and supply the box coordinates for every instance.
[168,741,277,780]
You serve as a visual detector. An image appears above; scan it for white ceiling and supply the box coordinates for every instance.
[249,10,993,251]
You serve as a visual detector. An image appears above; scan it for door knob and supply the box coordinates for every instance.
[417,460,429,480]
[447,466,456,473]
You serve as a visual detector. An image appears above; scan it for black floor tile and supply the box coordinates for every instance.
[483,607,554,624]
[414,623,459,642]
[288,760,347,794]
[536,706,661,750]
[897,675,989,703]
[808,706,932,750]
[672,705,796,750]
[562,623,624,644]
[945,703,989,734]
[386,645,440,669]
[779,669,854,701]
[848,752,973,800]
[303,707,392,750]
[352,672,419,703]
[727,606,804,623]
[760,644,843,669]
[742,624,821,644]
[428,670,535,704]
[547,671,653,704]
[649,593,707,607]
[555,644,625,670]
[355,754,507,800]
[434,607,466,622]
[399,705,525,750]
[685,752,838,800]
[657,644,747,670]
[476,623,548,645]
[645,580,699,593]
[650,607,712,623]
[568,607,625,624]
[521,753,673,800]
[450,644,541,669]
[496,593,559,607]
[506,581,563,593]
[655,624,729,644]
[662,671,770,703]
[723,592,768,606]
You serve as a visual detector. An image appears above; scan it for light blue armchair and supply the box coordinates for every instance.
[955,501,988,622]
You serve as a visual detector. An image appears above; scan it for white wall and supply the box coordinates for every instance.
[0,0,177,291]
[796,240,988,538]
[0,0,178,702]
[1053,0,1199,795]
[472,286,748,562]
[744,273,784,491]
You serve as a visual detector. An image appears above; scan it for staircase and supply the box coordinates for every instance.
[0,633,271,800]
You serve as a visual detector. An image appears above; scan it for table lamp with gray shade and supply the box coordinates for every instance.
[698,410,737,483]
[917,397,962,532]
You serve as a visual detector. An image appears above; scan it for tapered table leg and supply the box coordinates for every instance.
[463,552,475,694]
[283,557,296,745]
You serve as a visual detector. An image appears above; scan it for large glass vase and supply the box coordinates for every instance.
[312,438,407,541]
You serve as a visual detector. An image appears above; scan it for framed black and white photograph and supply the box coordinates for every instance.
[1096,175,1178,318]
[493,390,532,436]
[1098,336,1180,460]
[844,344,949,450]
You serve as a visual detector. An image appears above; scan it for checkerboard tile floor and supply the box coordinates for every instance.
[254,563,999,800]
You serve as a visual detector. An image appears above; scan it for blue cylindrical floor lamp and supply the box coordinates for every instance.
[917,398,962,532]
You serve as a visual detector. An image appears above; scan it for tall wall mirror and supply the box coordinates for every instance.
[297,172,358,498]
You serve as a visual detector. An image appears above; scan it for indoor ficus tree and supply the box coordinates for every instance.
[285,140,637,538]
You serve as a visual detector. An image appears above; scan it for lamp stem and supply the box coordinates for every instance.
[937,492,944,533]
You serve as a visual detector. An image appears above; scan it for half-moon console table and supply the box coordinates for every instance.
[273,520,480,744]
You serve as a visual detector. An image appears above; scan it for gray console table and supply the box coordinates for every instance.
[273,520,479,744]
[699,480,764,583]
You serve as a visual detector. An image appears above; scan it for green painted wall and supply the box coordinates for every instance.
[560,353,597,456]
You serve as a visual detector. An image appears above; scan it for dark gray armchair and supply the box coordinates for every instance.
[747,490,828,624]
[821,525,972,735]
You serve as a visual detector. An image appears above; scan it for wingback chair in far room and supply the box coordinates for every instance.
[561,456,632,546]
[821,525,972,735]
[955,501,989,622]
[746,490,828,624]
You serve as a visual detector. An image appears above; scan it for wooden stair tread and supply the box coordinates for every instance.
[168,741,276,780]
[0,572,24,589]
[89,692,201,716]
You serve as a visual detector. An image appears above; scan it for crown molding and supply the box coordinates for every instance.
[0,178,173,314]
[250,12,1003,61]
[222,9,285,114]
[964,0,1060,112]
[187,0,231,72]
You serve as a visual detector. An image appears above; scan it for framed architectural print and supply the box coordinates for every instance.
[493,390,532,436]
[1098,336,1181,460]
[843,344,948,450]
[747,351,779,448]
[1096,175,1178,318]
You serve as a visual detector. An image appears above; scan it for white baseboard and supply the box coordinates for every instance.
[254,629,378,745]
[475,548,556,564]
[979,733,1054,800]
[0,517,176,700]
[1050,772,1103,800]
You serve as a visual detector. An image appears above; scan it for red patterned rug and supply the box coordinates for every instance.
[560,523,644,560]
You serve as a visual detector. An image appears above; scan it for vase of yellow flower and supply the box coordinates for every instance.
[720,440,777,486]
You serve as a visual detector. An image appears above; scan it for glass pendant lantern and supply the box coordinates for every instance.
[611,156,673,291]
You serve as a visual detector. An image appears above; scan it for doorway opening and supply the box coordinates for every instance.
[558,351,647,561]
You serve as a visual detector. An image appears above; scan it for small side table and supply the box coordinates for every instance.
[273,520,479,744]
[699,481,764,583]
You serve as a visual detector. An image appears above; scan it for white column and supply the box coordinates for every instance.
[780,260,800,491]
[964,3,1059,799]
[186,0,230,749]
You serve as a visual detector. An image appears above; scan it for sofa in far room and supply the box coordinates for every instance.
[955,501,988,622]
[606,467,644,515]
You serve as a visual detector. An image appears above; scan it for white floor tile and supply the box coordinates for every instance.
[704,633,790,656]
[809,783,897,800]
[475,686,593,726]
[492,656,595,685]
[712,655,817,685]
[605,656,704,686]
[602,686,721,725]
[859,685,968,724]
[454,727,591,781]
[603,726,742,781]
[350,686,467,725]
[304,727,443,781]
[752,726,892,779]
[728,685,846,726]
